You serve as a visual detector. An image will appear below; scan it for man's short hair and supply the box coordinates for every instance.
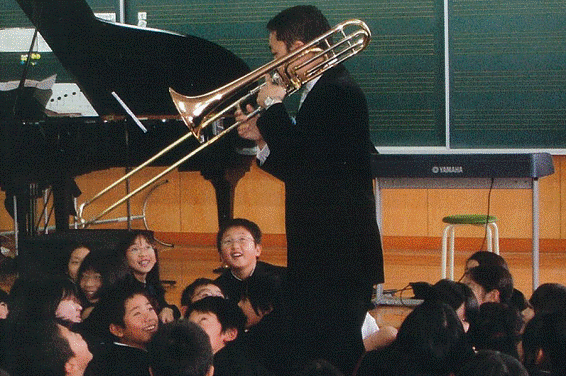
[216,218,262,252]
[188,296,246,334]
[148,321,214,376]
[266,5,331,49]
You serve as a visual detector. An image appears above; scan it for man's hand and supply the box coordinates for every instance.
[257,74,286,108]
[236,104,266,149]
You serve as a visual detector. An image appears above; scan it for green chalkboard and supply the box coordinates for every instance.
[448,0,566,149]
[126,0,446,147]
[1,0,564,149]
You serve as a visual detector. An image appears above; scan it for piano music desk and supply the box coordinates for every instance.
[371,153,555,291]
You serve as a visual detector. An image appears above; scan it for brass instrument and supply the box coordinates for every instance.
[77,19,371,227]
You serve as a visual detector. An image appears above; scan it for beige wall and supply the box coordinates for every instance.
[1,156,564,244]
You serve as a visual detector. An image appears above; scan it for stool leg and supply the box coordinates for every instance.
[491,223,500,254]
[486,225,493,252]
[449,226,455,280]
[441,225,451,279]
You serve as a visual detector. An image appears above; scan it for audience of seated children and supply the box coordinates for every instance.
[456,349,528,376]
[521,311,566,376]
[180,278,225,318]
[3,232,566,376]
[357,300,474,376]
[118,230,180,323]
[148,320,215,376]
[87,283,158,376]
[187,296,273,376]
[214,218,286,302]
[66,243,91,283]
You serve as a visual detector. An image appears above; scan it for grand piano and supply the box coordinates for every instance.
[0,0,255,273]
[1,0,255,234]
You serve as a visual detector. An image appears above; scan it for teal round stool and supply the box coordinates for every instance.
[441,214,499,280]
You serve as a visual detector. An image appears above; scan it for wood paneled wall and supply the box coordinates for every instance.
[1,156,564,250]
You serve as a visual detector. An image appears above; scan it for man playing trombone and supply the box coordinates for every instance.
[236,5,384,375]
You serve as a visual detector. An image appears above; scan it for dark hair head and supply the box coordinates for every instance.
[7,275,78,325]
[466,251,509,270]
[188,296,246,334]
[181,278,223,307]
[77,249,131,305]
[432,279,480,330]
[266,5,331,49]
[4,320,74,376]
[469,302,523,359]
[466,265,514,304]
[240,272,284,315]
[529,283,566,315]
[216,218,262,252]
[148,321,214,376]
[457,350,528,376]
[394,300,473,374]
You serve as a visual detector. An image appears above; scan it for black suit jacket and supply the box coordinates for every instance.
[257,65,383,285]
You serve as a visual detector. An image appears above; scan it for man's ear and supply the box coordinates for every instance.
[484,289,500,303]
[109,323,125,338]
[290,40,305,51]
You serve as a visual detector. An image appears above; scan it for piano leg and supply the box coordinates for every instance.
[4,183,40,237]
[51,177,81,231]
[201,164,251,227]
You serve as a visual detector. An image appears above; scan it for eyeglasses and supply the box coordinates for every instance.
[220,237,255,248]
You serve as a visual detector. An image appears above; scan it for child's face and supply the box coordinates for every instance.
[113,294,159,349]
[56,296,82,323]
[219,226,261,274]
[68,247,90,282]
[125,236,156,282]
[188,310,232,354]
[80,270,103,303]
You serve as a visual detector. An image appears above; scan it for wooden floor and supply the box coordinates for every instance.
[156,238,566,327]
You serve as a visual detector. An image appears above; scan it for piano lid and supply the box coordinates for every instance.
[15,0,251,117]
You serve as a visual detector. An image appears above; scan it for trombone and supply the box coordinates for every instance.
[76,19,371,227]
